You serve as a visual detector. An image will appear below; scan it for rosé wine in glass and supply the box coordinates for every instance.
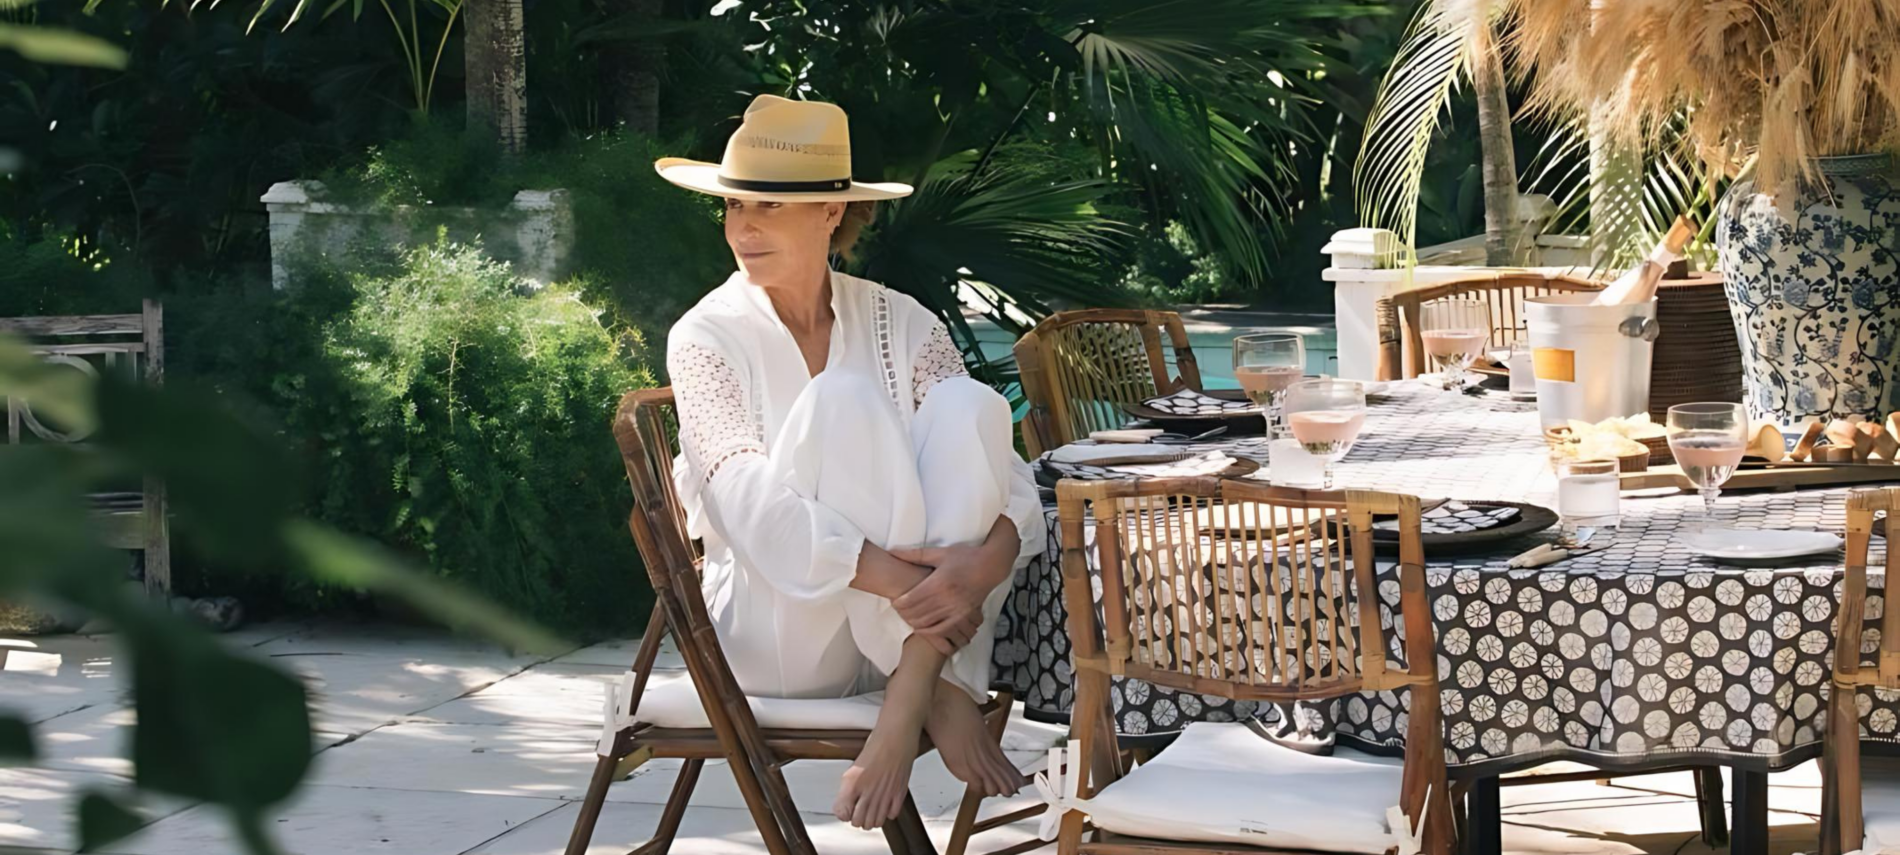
[1420,299,1490,391]
[1235,365,1302,405]
[1283,379,1367,490]
[1232,333,1304,441]
[1666,402,1749,525]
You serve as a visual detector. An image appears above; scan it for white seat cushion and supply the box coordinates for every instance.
[1862,757,1900,852]
[636,671,885,731]
[1071,722,1407,854]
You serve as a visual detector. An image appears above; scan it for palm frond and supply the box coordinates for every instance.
[1521,112,1728,272]
[854,155,1134,382]
[1351,1,1485,249]
[1045,0,1363,286]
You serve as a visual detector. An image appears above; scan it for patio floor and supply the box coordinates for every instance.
[0,621,1826,855]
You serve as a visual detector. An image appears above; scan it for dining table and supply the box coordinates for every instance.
[986,378,1898,855]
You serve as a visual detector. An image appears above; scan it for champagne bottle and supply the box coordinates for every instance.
[1592,216,1695,306]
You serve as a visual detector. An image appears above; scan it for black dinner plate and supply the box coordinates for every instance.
[1119,388,1267,436]
[1310,499,1558,555]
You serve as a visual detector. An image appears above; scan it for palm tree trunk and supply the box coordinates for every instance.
[465,0,528,156]
[601,0,662,135]
[1471,32,1521,266]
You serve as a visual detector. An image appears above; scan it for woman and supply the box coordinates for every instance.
[656,94,1046,829]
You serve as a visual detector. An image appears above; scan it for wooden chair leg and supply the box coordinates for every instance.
[1823,740,1842,855]
[631,758,705,855]
[882,794,936,855]
[1692,767,1728,847]
[565,754,622,855]
[750,762,813,855]
[945,691,1021,855]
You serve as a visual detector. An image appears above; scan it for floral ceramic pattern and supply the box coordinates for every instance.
[1717,155,1900,423]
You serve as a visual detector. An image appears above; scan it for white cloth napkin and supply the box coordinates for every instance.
[1049,444,1190,465]
[1111,451,1234,477]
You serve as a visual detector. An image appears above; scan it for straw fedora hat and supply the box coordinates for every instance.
[655,94,913,202]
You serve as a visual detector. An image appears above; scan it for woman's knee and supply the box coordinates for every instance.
[920,376,1011,428]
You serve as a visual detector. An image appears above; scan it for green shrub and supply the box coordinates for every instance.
[274,237,653,636]
[0,228,657,637]
[317,123,732,342]
[0,231,152,317]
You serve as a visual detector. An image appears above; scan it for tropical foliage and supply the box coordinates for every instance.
[1353,0,1734,270]
[0,3,1563,850]
[0,331,565,853]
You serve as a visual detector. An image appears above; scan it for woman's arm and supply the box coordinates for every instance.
[849,542,930,600]
[672,339,876,602]
[888,515,1020,640]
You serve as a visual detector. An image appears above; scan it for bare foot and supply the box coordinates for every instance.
[835,636,943,829]
[925,680,1022,797]
[834,727,916,829]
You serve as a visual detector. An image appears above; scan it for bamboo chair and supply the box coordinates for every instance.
[1375,272,1603,381]
[1821,487,1900,855]
[566,387,1046,855]
[0,301,169,596]
[1014,310,1203,458]
[1051,478,1457,855]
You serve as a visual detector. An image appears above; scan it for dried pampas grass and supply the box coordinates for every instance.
[1503,0,1900,189]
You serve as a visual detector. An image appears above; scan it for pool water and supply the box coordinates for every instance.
[964,316,1338,391]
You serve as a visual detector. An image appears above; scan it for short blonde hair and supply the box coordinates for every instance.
[830,201,878,260]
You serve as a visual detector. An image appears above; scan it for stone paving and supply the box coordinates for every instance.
[0,620,1835,854]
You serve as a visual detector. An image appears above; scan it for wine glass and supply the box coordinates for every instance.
[1419,299,1490,391]
[1232,333,1305,440]
[1667,402,1748,525]
[1283,379,1368,490]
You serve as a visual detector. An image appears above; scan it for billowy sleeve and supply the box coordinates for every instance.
[908,313,1047,569]
[669,337,866,601]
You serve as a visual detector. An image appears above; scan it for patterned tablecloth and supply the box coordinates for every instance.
[988,380,1899,775]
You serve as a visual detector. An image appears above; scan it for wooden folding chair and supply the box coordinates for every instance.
[1821,487,1900,855]
[565,387,1047,855]
[1051,478,1457,855]
[1013,310,1203,458]
[1376,273,1603,381]
[0,301,169,596]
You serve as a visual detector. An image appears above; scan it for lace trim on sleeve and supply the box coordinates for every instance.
[670,342,765,484]
[872,291,906,407]
[912,319,969,406]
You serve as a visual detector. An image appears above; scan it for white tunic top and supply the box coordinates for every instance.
[666,269,1044,605]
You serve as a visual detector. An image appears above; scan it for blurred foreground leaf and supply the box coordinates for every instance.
[75,790,144,852]
[286,521,568,656]
[96,379,300,563]
[0,24,127,68]
[0,715,38,763]
[0,336,96,441]
[126,609,312,812]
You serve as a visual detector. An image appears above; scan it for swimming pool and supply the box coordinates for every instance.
[963,314,1338,391]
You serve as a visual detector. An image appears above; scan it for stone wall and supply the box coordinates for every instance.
[260,181,573,289]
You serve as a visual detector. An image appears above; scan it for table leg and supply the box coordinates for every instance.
[1729,768,1768,855]
[1693,766,1728,847]
[1463,776,1501,855]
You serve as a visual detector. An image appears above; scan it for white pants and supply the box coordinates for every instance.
[706,372,1017,703]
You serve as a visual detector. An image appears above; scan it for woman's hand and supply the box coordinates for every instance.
[888,545,993,640]
[888,516,1020,650]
